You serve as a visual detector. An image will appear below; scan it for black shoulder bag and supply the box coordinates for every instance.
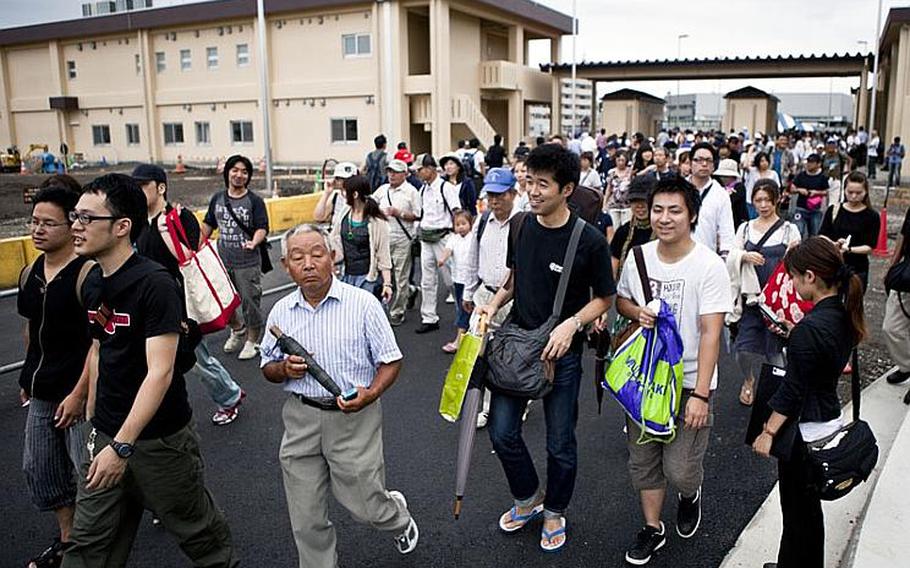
[804,348,879,501]
[223,192,273,274]
[485,216,586,399]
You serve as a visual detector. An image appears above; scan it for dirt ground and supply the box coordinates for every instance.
[2,167,908,391]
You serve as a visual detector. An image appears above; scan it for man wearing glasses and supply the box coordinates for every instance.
[688,142,735,257]
[18,183,95,568]
[62,174,236,568]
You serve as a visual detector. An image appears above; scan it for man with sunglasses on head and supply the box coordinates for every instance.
[18,182,94,568]
[688,142,735,258]
[62,174,236,568]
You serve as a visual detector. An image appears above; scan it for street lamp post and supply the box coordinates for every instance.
[869,0,883,137]
[256,0,273,195]
[676,33,689,130]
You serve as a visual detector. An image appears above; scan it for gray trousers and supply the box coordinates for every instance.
[280,397,411,568]
[62,424,236,568]
[884,291,910,372]
[419,240,452,325]
[23,398,87,511]
[227,265,263,336]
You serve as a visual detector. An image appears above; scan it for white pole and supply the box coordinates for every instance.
[570,0,577,138]
[869,0,883,135]
[676,34,688,130]
[256,0,273,194]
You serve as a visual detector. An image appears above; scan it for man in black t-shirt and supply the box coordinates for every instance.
[476,144,615,552]
[133,164,247,426]
[62,174,236,568]
[791,154,830,239]
[485,134,506,169]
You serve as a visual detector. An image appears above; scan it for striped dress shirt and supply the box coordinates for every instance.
[260,278,402,398]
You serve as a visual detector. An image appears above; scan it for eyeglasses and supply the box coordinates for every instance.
[691,157,714,164]
[27,219,70,231]
[68,211,121,225]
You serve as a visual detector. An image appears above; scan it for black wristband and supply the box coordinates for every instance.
[690,392,711,404]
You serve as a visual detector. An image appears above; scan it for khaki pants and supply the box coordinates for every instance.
[884,291,910,372]
[62,424,236,568]
[280,397,411,568]
[388,236,413,321]
[419,240,452,325]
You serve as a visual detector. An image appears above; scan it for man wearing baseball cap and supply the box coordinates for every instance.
[314,162,358,234]
[373,159,421,325]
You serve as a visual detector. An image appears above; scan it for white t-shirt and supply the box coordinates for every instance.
[444,232,474,285]
[691,178,735,255]
[617,240,732,390]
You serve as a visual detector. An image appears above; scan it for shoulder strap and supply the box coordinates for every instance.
[223,192,255,239]
[831,203,841,223]
[385,190,413,241]
[551,218,587,317]
[477,211,491,242]
[754,218,786,250]
[441,181,454,219]
[75,260,97,308]
[162,209,192,264]
[851,348,861,421]
[633,245,653,304]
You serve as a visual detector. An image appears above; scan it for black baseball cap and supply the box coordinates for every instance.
[131,164,167,185]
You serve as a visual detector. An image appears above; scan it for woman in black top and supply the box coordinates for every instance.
[440,154,478,216]
[819,170,880,291]
[752,236,867,568]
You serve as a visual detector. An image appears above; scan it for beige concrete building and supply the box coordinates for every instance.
[722,86,778,136]
[599,88,665,137]
[0,0,570,166]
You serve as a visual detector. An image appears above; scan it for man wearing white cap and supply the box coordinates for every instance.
[314,162,358,233]
[373,159,421,326]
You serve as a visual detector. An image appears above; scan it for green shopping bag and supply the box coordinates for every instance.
[439,316,488,422]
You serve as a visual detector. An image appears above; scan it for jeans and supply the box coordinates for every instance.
[488,351,582,515]
[888,162,902,187]
[191,341,242,409]
[867,158,877,180]
[794,207,823,239]
[341,273,379,296]
[453,283,469,330]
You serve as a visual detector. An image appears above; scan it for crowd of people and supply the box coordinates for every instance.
[14,122,910,568]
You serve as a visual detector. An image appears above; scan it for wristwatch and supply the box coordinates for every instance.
[109,440,135,459]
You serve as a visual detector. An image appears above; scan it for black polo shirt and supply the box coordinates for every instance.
[17,255,94,402]
[83,254,192,439]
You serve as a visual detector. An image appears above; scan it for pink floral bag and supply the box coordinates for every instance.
[758,262,814,333]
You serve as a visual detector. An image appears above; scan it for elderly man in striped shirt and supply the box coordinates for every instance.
[260,224,418,568]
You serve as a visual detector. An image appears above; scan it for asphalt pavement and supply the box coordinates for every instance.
[0,253,779,568]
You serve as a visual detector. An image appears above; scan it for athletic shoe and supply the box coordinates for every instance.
[223,328,246,353]
[445,293,455,304]
[676,486,702,538]
[625,522,666,565]
[887,369,910,384]
[389,491,419,554]
[476,411,489,429]
[390,316,405,327]
[238,341,259,360]
[212,390,246,426]
[415,322,439,334]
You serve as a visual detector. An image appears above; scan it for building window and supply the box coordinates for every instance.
[236,43,250,66]
[206,47,218,69]
[163,122,184,145]
[92,125,111,146]
[342,33,371,57]
[82,3,93,16]
[66,61,77,79]
[330,118,358,143]
[134,53,141,74]
[230,120,254,144]
[155,51,165,72]
[195,121,211,145]
[125,123,140,145]
[180,49,191,71]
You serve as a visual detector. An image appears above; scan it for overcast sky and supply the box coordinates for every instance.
[0,0,898,97]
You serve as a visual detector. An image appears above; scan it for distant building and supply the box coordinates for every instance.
[82,1,153,18]
[560,78,593,136]
[665,93,723,131]
[722,86,779,136]
[775,93,854,132]
[600,89,665,137]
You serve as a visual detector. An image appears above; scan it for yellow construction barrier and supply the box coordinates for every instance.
[0,192,324,289]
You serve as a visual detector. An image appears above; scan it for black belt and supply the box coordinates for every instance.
[293,393,341,411]
[484,284,499,294]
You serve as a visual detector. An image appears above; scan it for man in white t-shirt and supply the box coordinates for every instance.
[616,176,731,566]
[689,142,735,257]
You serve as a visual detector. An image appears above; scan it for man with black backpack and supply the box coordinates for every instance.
[62,174,236,568]
[486,134,506,169]
[363,134,389,193]
[202,154,270,361]
[475,144,614,552]
[462,138,485,191]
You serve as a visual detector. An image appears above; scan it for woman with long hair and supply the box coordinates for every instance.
[632,144,654,175]
[440,154,478,216]
[676,150,692,178]
[819,170,880,292]
[753,236,866,568]
[744,152,781,217]
[330,175,393,302]
[730,179,800,405]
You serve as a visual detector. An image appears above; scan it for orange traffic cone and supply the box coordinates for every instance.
[258,156,266,173]
[872,206,891,257]
[175,155,187,174]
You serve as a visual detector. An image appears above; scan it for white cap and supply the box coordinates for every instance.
[331,162,358,179]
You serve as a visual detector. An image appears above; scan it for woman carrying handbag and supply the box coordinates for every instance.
[752,237,869,568]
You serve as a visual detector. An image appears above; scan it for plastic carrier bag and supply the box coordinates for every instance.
[603,299,685,444]
[439,316,488,422]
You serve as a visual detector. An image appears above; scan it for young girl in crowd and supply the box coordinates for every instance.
[439,210,474,353]
[753,236,866,568]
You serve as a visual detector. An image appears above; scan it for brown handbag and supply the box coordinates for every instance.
[610,246,653,352]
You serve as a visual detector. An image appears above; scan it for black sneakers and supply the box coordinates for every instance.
[676,486,702,538]
[625,522,666,565]
[887,369,910,384]
[414,322,440,334]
